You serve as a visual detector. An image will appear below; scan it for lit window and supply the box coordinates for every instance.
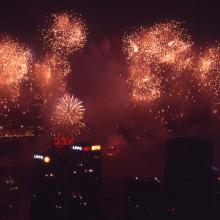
[154,177,160,183]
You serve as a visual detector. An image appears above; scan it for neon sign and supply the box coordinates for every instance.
[53,135,75,147]
[91,145,101,151]
[34,154,43,160]
[71,145,101,152]
[72,145,83,151]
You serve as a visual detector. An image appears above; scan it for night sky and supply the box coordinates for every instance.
[1,0,220,176]
[0,0,220,42]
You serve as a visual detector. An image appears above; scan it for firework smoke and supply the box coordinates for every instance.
[34,54,70,92]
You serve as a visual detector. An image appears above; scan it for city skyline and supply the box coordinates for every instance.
[1,1,220,219]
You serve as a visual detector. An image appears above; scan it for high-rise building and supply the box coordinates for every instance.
[0,138,21,220]
[31,142,102,220]
[125,177,162,220]
[0,135,37,220]
[164,137,213,220]
[0,146,19,219]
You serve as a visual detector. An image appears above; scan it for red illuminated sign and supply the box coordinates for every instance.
[83,146,91,152]
[53,135,75,148]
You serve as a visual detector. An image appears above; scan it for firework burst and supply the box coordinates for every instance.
[42,12,87,56]
[196,44,220,116]
[123,21,194,105]
[52,94,85,133]
[123,21,193,72]
[123,20,217,131]
[0,35,32,97]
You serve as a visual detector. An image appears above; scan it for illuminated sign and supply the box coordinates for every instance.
[83,146,91,152]
[53,135,75,147]
[72,145,83,151]
[34,154,43,160]
[91,145,101,151]
[71,145,101,152]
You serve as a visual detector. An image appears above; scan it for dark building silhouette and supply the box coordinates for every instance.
[125,177,162,220]
[212,168,220,220]
[164,137,213,220]
[0,136,36,220]
[31,142,102,220]
[0,140,20,220]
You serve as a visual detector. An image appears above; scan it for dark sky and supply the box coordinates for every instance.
[0,0,220,43]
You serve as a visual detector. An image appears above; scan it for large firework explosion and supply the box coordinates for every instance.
[123,21,220,131]
[123,21,193,104]
[0,35,32,98]
[42,12,87,57]
[123,21,193,71]
[51,94,85,134]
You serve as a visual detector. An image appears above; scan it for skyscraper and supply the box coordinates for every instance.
[164,137,213,220]
[125,177,162,220]
[31,142,102,220]
[0,140,19,220]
